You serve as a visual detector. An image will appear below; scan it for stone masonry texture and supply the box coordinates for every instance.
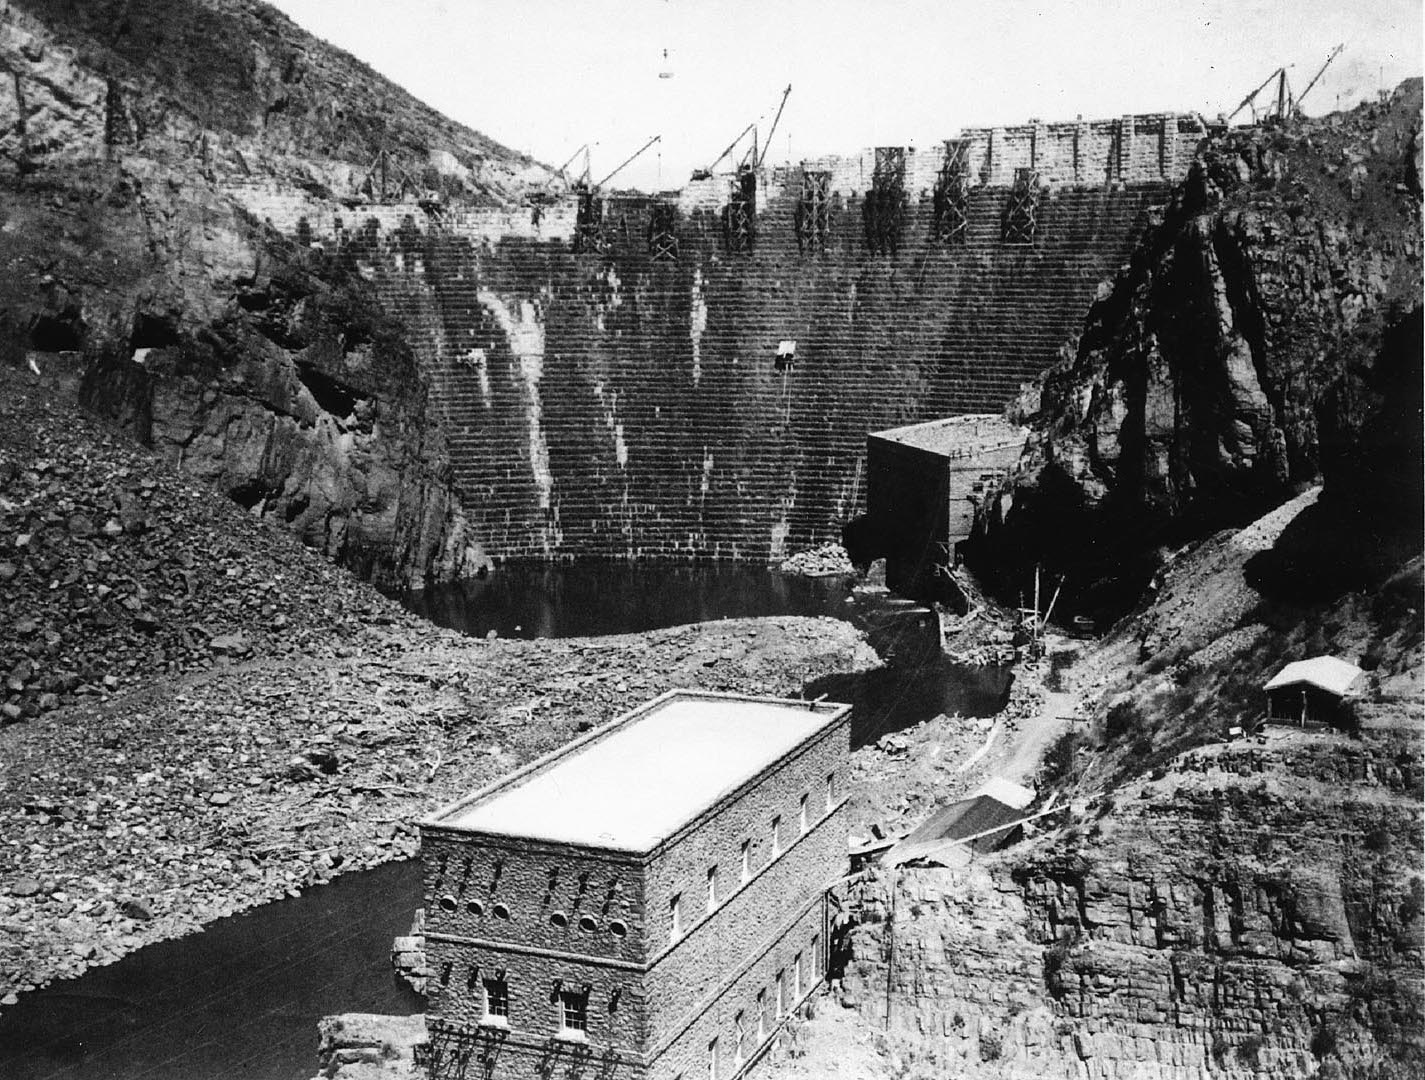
[417,704,851,1079]
[226,116,1202,562]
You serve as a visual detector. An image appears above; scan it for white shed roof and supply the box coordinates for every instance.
[427,690,849,852]
[1263,656,1365,697]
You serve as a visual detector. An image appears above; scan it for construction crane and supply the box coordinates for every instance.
[1227,66,1286,124]
[693,122,756,181]
[593,135,662,190]
[1295,43,1345,115]
[757,84,792,169]
[691,84,794,180]
[554,143,592,187]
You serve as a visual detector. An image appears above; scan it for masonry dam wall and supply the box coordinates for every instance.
[231,114,1204,560]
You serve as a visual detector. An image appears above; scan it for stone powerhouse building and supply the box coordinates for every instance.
[418,689,852,1079]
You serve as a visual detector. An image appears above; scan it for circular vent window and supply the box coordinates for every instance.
[438,895,457,913]
[466,900,484,916]
[492,903,511,920]
[609,920,628,938]
[578,915,598,932]
[550,911,569,928]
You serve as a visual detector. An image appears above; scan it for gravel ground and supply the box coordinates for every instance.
[0,367,880,1006]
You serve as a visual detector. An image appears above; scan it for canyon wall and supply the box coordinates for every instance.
[971,81,1424,617]
[227,116,1201,559]
[840,726,1424,1080]
[0,0,545,586]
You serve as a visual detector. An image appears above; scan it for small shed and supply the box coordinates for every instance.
[1263,656,1365,729]
[881,787,1029,868]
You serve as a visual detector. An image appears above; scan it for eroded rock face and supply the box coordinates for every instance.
[313,1014,425,1080]
[0,0,545,586]
[973,81,1423,617]
[841,732,1424,1079]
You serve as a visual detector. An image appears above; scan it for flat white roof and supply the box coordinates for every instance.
[1264,656,1365,697]
[870,414,1026,457]
[431,691,848,852]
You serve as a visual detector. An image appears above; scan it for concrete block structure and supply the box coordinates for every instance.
[418,689,852,1079]
[218,109,1200,563]
[863,415,1027,606]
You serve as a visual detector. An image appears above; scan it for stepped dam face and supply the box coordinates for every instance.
[233,115,1204,560]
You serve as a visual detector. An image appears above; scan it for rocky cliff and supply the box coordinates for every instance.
[1,0,547,585]
[972,81,1423,618]
[838,483,1424,1079]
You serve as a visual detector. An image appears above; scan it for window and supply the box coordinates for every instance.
[708,1036,718,1080]
[756,989,767,1040]
[671,893,683,940]
[775,969,786,1016]
[740,840,751,883]
[482,977,509,1023]
[558,988,588,1036]
[794,952,803,999]
[771,815,781,856]
[812,933,820,977]
[826,772,835,810]
[799,794,808,834]
[733,1010,746,1066]
[707,864,718,912]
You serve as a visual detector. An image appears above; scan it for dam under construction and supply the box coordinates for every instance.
[220,113,1207,561]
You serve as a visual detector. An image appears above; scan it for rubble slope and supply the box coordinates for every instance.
[1,0,551,585]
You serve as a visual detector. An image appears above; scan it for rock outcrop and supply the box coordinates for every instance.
[844,721,1424,1079]
[1,0,548,585]
[972,81,1423,618]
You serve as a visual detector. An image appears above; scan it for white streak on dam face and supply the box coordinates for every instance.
[476,289,553,515]
[458,347,492,408]
[690,268,707,386]
[593,380,629,469]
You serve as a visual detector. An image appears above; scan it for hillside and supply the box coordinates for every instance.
[0,362,878,1002]
[972,80,1423,619]
[837,484,1423,1079]
[1,0,552,586]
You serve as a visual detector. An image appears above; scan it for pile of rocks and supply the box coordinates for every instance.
[780,543,857,577]
[0,367,428,725]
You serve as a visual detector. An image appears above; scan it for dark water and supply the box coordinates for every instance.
[395,561,858,639]
[0,860,423,1080]
[2,562,1009,1079]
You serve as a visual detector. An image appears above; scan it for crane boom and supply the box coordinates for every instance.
[694,122,756,180]
[554,143,589,181]
[1296,43,1345,113]
[757,84,792,168]
[1228,67,1283,122]
[596,135,662,189]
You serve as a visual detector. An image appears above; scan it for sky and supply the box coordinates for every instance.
[267,0,1422,192]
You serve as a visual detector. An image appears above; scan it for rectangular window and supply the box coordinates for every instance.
[671,893,683,940]
[812,933,821,976]
[776,969,786,1016]
[707,864,718,912]
[482,977,509,1022]
[799,793,809,834]
[794,952,803,1000]
[559,989,588,1034]
[771,815,781,856]
[708,1036,718,1080]
[740,839,751,883]
[734,1010,746,1065]
[756,990,767,1040]
[826,772,835,810]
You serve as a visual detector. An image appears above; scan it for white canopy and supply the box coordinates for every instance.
[1264,656,1365,697]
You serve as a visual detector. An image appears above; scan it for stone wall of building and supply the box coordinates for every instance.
[224,114,1200,561]
[649,898,826,1080]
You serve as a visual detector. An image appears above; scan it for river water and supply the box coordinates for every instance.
[0,562,1010,1079]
